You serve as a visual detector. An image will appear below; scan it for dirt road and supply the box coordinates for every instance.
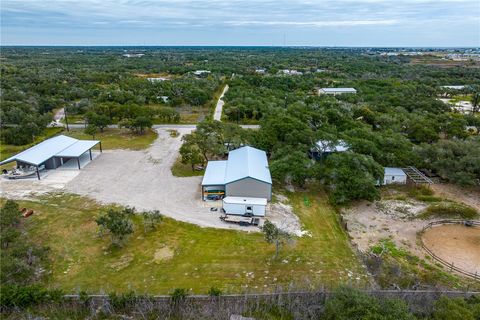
[213,85,229,121]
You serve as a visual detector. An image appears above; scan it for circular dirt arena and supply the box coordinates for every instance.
[422,224,480,275]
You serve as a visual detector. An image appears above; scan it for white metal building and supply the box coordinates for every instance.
[202,146,272,202]
[318,88,357,95]
[0,135,101,180]
[222,197,267,216]
[383,167,407,185]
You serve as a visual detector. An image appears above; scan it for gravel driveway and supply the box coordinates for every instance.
[65,128,243,229]
[1,128,303,233]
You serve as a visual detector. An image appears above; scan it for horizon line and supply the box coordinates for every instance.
[1,45,479,49]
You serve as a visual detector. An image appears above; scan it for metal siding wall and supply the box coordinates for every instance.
[44,158,56,169]
[225,178,271,200]
[223,203,246,215]
[253,205,266,216]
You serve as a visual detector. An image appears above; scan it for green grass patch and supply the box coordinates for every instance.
[171,156,204,177]
[419,202,478,220]
[4,187,366,294]
[64,128,157,150]
[366,239,476,289]
[63,114,85,124]
[382,185,443,203]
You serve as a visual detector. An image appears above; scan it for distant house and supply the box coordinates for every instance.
[255,68,266,74]
[318,88,357,95]
[122,53,144,58]
[193,70,211,76]
[383,167,407,185]
[147,77,168,83]
[441,85,466,90]
[309,140,349,160]
[279,69,303,75]
[202,146,272,203]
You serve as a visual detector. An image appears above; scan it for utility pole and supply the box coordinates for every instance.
[64,106,70,132]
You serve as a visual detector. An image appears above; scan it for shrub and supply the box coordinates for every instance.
[408,185,434,198]
[420,202,478,219]
[0,285,64,308]
[108,290,137,309]
[78,290,90,305]
[247,302,293,320]
[170,288,188,304]
[432,296,474,320]
[207,287,222,297]
[323,287,414,320]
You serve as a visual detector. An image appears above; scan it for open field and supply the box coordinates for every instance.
[6,186,367,294]
[64,128,157,150]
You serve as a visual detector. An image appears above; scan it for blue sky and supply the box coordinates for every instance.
[1,0,479,46]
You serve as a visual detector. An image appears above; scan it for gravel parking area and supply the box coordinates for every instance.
[1,128,302,233]
[65,129,302,233]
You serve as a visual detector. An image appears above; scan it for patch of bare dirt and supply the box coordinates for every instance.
[431,184,480,212]
[268,193,306,237]
[110,253,134,271]
[153,246,174,263]
[343,200,430,254]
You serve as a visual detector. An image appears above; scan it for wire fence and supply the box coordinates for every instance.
[419,219,480,281]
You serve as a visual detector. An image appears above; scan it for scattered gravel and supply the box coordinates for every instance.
[2,128,303,235]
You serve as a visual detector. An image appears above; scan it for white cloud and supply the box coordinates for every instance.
[228,20,399,27]
[1,0,479,45]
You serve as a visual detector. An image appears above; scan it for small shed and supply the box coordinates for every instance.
[222,197,267,217]
[383,167,407,185]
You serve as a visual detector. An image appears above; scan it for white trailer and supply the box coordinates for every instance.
[222,197,267,217]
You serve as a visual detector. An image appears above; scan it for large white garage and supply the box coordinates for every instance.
[201,146,272,202]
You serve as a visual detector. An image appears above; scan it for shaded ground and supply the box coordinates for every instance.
[422,225,480,274]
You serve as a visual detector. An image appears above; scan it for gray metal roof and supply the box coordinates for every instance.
[56,140,100,157]
[201,146,272,186]
[0,135,99,166]
[201,161,227,186]
[224,146,272,184]
[384,167,406,177]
